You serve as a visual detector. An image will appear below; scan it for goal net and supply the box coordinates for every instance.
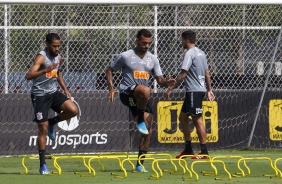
[0,3,281,155]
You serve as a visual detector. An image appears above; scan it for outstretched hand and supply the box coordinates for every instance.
[108,89,117,102]
[207,91,215,101]
[166,75,176,87]
[165,88,173,100]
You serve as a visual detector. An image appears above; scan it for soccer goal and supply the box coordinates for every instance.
[0,0,281,156]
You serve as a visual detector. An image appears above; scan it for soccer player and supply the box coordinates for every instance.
[26,33,78,174]
[106,29,176,172]
[165,30,215,159]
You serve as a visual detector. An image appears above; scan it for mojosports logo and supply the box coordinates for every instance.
[57,98,81,131]
[29,98,108,149]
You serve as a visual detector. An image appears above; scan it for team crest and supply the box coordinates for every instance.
[36,112,43,120]
[146,57,153,68]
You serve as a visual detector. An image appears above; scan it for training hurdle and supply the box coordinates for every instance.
[116,157,159,179]
[52,155,95,175]
[142,154,178,174]
[108,153,181,179]
[237,157,278,178]
[183,159,232,181]
[210,155,250,178]
[179,155,231,181]
[21,153,134,176]
[111,153,177,179]
[274,158,282,178]
[87,152,135,177]
[151,158,192,178]
[53,152,135,176]
[21,155,55,175]
[142,153,191,179]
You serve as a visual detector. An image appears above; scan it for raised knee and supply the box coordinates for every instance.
[70,106,78,117]
[135,85,150,98]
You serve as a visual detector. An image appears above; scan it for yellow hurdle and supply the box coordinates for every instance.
[140,153,178,174]
[116,157,159,179]
[211,155,250,178]
[180,155,231,181]
[273,158,282,178]
[151,158,191,178]
[182,159,231,181]
[237,157,278,178]
[21,155,56,175]
[180,154,218,177]
[52,155,94,176]
[115,153,191,180]
[87,152,135,177]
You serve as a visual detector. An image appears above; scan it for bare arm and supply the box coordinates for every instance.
[106,65,115,102]
[25,54,58,80]
[205,70,212,91]
[165,70,187,100]
[170,70,187,90]
[155,75,176,88]
[205,69,215,101]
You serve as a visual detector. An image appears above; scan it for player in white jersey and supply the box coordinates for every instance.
[106,29,175,172]
[26,33,78,174]
[165,30,215,159]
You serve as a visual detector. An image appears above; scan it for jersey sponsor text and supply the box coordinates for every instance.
[46,70,58,78]
[134,71,150,79]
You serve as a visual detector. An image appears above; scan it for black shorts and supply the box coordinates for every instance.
[31,91,69,123]
[119,85,153,118]
[181,92,205,117]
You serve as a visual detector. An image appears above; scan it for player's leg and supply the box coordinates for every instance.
[54,99,78,120]
[48,91,78,140]
[190,92,208,159]
[119,89,152,171]
[133,85,151,134]
[37,121,50,174]
[176,97,194,158]
[31,94,51,174]
[192,116,208,154]
[135,112,153,172]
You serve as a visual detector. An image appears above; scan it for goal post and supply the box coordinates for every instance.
[0,2,282,156]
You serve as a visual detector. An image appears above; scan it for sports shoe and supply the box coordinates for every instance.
[136,122,149,135]
[135,165,148,172]
[176,151,194,159]
[48,124,55,140]
[39,164,50,175]
[191,153,209,159]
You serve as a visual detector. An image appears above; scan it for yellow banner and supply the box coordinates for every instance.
[269,100,282,140]
[157,101,218,143]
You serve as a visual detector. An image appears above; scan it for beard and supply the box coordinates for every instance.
[141,48,148,53]
[50,51,58,57]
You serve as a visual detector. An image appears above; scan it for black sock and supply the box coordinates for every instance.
[39,150,46,167]
[48,115,61,126]
[137,109,145,124]
[184,141,193,153]
[200,144,208,154]
[136,150,147,166]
